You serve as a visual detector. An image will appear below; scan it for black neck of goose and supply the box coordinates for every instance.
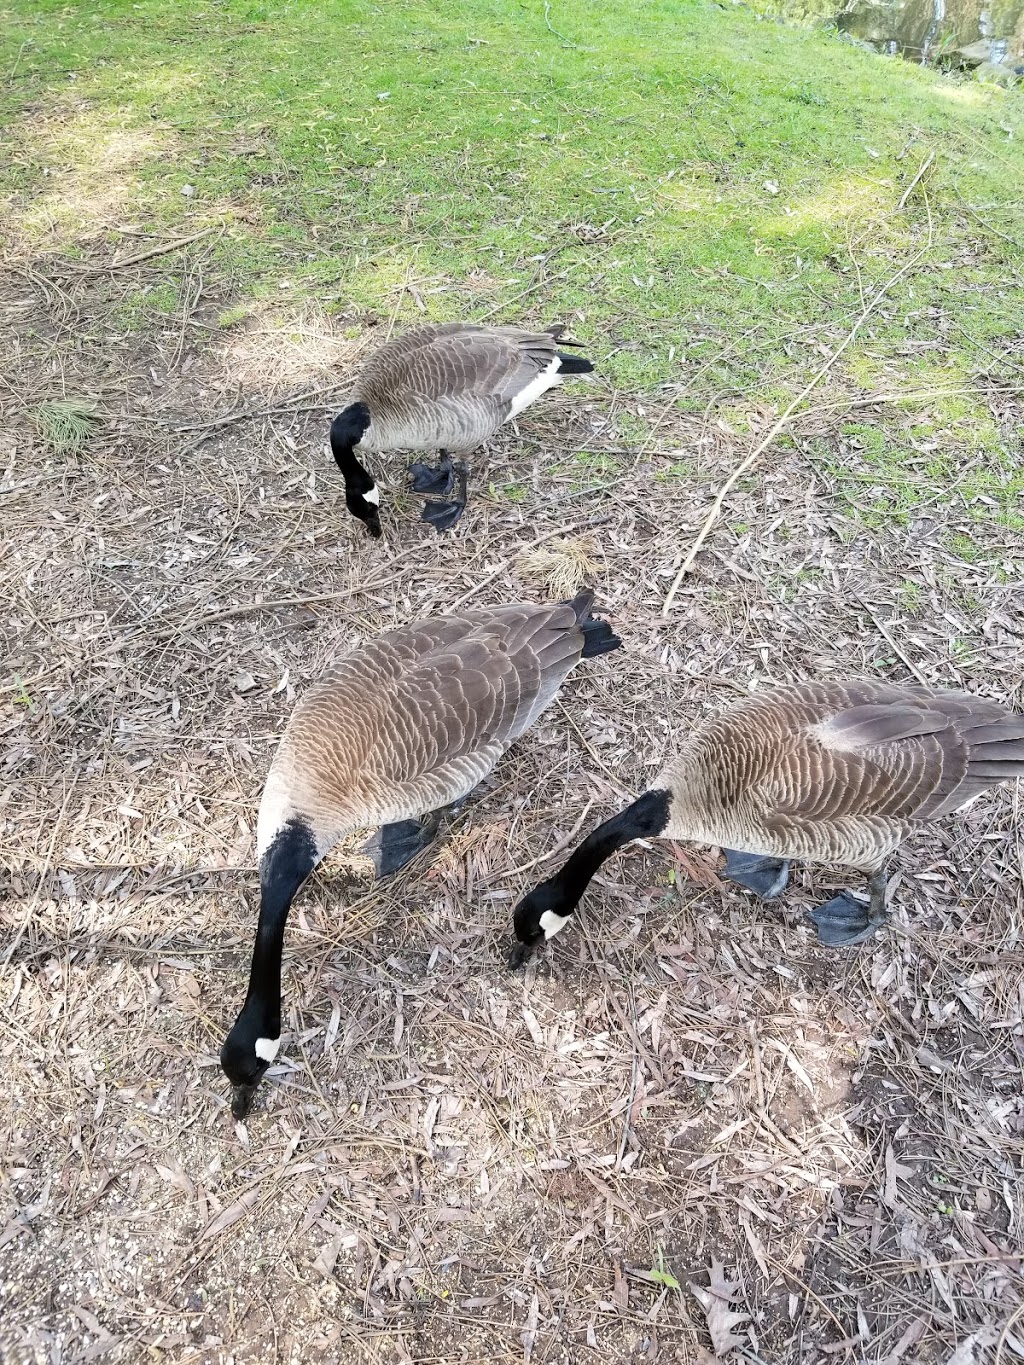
[550,789,672,906]
[330,405,374,491]
[241,819,319,1030]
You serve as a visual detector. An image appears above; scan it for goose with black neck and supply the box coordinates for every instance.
[328,321,594,538]
[220,589,620,1119]
[510,679,1024,966]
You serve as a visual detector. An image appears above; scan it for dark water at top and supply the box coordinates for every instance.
[755,0,1024,69]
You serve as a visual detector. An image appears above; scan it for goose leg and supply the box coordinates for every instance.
[360,788,479,877]
[361,811,445,877]
[419,461,468,534]
[722,848,791,899]
[808,867,889,947]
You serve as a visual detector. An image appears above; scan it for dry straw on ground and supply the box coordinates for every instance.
[516,536,601,599]
[1,231,1023,1365]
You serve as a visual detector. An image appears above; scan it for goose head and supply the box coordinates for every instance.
[220,999,281,1119]
[512,876,575,952]
[345,481,382,540]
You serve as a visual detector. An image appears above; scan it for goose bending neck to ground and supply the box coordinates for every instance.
[220,589,619,1118]
[511,680,1024,965]
[329,322,593,538]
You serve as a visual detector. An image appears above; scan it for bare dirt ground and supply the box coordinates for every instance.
[2,238,1023,1365]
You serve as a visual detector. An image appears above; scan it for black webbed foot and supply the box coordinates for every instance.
[418,461,468,533]
[361,812,444,877]
[722,848,791,899]
[408,450,456,497]
[420,496,467,532]
[808,891,887,947]
[360,791,479,878]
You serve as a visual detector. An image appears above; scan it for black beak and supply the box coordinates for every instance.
[507,937,539,971]
[231,1083,258,1121]
[365,515,383,540]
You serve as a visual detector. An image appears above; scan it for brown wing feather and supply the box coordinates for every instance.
[357,324,557,406]
[673,681,1022,863]
[276,602,589,827]
[789,701,966,820]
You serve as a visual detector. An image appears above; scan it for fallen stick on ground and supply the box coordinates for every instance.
[897,150,935,211]
[63,226,220,273]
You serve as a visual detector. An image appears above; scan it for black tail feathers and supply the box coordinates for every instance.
[580,616,622,658]
[556,352,594,375]
[565,588,621,659]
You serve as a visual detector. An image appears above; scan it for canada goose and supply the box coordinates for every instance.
[329,322,594,537]
[510,680,1024,963]
[220,589,619,1118]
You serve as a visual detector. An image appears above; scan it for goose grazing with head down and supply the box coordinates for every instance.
[221,589,619,1118]
[511,680,1024,964]
[329,322,594,537]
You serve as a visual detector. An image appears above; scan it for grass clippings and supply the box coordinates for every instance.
[30,399,97,456]
[516,535,601,599]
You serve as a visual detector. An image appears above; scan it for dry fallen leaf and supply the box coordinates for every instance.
[944,1328,998,1365]
[689,1259,750,1357]
[199,1188,260,1241]
[312,1232,343,1279]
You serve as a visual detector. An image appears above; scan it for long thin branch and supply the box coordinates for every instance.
[897,150,935,211]
[855,596,930,685]
[63,226,220,274]
[661,188,936,616]
[543,0,576,45]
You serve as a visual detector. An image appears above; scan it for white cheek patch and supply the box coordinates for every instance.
[255,1036,280,1062]
[362,484,380,506]
[539,909,571,940]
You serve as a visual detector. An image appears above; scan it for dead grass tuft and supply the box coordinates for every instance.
[516,535,602,598]
[217,301,367,396]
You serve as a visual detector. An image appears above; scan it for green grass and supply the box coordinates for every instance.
[2,0,1022,531]
[114,281,180,330]
[31,399,98,455]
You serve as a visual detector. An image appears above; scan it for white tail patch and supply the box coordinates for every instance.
[506,355,562,421]
[540,909,571,940]
[362,484,380,506]
[255,1036,280,1062]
